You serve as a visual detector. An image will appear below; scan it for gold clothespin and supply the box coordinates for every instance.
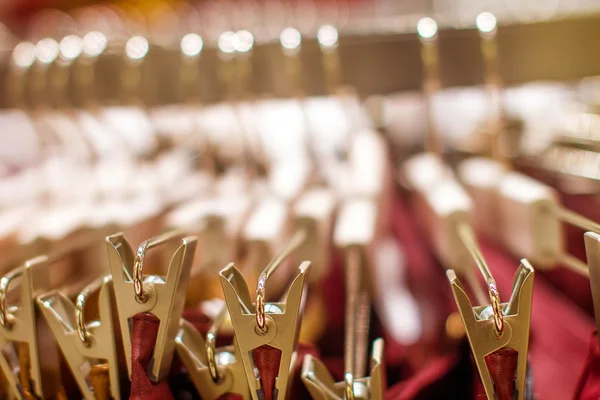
[106,230,196,382]
[447,258,534,400]
[301,199,386,399]
[219,231,310,400]
[0,256,60,399]
[36,275,121,400]
[175,303,250,399]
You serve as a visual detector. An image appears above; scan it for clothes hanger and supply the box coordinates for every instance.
[219,232,310,400]
[0,256,61,399]
[36,275,122,400]
[301,198,386,399]
[105,229,196,383]
[401,17,490,309]
[447,257,534,400]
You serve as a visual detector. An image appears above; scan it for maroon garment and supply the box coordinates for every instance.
[573,331,600,400]
[130,313,175,400]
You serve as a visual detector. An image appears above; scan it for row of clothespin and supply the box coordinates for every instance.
[0,104,391,400]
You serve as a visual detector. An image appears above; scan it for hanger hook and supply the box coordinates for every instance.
[206,303,228,383]
[344,372,355,400]
[76,276,107,347]
[133,241,150,303]
[254,229,308,334]
[133,230,185,303]
[0,268,24,329]
[488,280,504,336]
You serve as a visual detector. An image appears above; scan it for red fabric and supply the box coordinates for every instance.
[573,331,600,400]
[473,348,519,400]
[253,345,282,400]
[481,240,594,400]
[130,313,175,400]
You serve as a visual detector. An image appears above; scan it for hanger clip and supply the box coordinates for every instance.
[0,256,60,399]
[37,275,121,399]
[106,231,196,382]
[175,305,250,400]
[219,259,310,400]
[301,338,385,400]
[447,259,534,400]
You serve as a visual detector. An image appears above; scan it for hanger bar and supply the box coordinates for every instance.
[557,253,590,277]
[555,207,600,234]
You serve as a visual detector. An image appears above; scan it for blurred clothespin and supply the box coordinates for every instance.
[301,199,386,399]
[37,275,121,400]
[219,231,310,400]
[175,303,250,400]
[0,256,60,399]
[447,259,534,400]
[106,230,196,382]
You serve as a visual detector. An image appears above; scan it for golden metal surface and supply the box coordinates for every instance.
[448,260,534,400]
[106,231,196,383]
[220,260,310,400]
[37,276,121,400]
[175,312,250,400]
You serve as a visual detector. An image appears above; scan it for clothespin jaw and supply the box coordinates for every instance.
[0,256,60,399]
[106,231,197,382]
[175,319,250,400]
[447,260,534,400]
[219,261,310,400]
[36,275,121,400]
[301,338,385,400]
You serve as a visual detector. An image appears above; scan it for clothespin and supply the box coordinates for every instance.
[584,232,600,346]
[219,230,310,400]
[106,230,196,382]
[301,199,386,399]
[447,259,534,400]
[175,303,250,400]
[0,256,60,399]
[302,339,384,400]
[36,275,121,400]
